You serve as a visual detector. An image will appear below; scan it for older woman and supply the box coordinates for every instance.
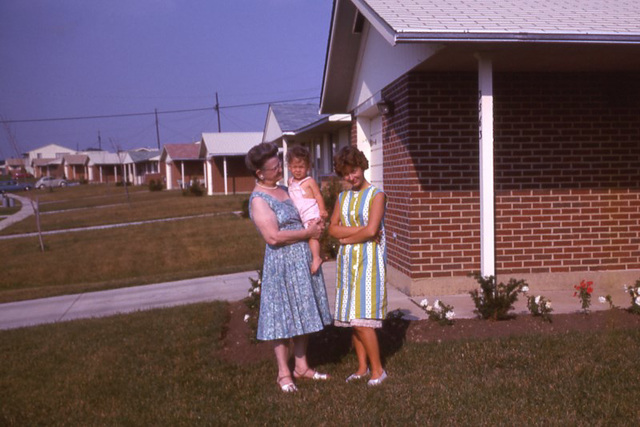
[328,146,388,386]
[245,142,333,393]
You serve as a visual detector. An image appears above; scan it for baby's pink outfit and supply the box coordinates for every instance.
[289,177,320,227]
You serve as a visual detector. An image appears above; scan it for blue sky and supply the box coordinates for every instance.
[0,0,333,156]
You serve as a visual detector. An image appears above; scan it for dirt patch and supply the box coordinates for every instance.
[216,300,640,365]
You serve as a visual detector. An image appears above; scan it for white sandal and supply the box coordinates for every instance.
[345,368,370,383]
[277,376,298,393]
[294,368,329,381]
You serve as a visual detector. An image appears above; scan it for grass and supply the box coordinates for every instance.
[1,302,639,425]
[0,185,262,302]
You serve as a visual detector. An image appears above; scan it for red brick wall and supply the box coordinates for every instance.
[381,71,640,281]
[211,156,254,193]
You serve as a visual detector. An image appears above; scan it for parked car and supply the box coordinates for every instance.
[35,176,68,189]
[12,171,32,179]
[0,180,33,193]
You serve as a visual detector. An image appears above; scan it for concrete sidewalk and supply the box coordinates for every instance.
[1,260,630,331]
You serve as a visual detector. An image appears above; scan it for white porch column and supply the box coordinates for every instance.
[355,117,372,182]
[99,166,103,183]
[166,162,173,190]
[282,137,289,184]
[477,53,496,277]
[180,161,185,189]
[322,134,331,176]
[88,166,94,182]
[84,165,88,181]
[114,165,118,183]
[223,156,228,195]
[207,158,214,196]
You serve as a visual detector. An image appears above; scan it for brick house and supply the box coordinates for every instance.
[161,143,206,190]
[263,104,351,185]
[85,151,124,184]
[200,132,262,195]
[320,0,640,295]
[63,154,89,181]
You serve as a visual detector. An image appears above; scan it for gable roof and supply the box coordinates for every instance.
[269,104,327,133]
[84,151,122,165]
[163,143,203,161]
[356,0,640,44]
[127,150,160,163]
[201,132,263,156]
[63,154,89,165]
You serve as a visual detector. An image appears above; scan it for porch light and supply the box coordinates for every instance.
[376,100,393,115]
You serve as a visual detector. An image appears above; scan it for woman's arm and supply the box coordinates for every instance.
[251,197,322,246]
[328,198,363,239]
[338,192,385,245]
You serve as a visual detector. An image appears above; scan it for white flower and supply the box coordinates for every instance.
[535,295,541,305]
[420,298,429,308]
[426,305,433,312]
[445,311,455,320]
[257,278,262,285]
[434,300,441,310]
[635,296,640,306]
[598,296,606,304]
[521,286,529,293]
[544,301,552,309]
[243,314,250,322]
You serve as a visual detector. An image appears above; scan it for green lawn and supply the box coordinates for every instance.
[1,302,638,425]
[0,185,262,302]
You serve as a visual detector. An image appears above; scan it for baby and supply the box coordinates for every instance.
[286,145,328,274]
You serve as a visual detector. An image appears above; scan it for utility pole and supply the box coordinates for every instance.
[155,108,161,149]
[215,92,222,132]
[98,131,102,150]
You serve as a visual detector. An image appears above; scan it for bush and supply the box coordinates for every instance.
[469,272,527,320]
[241,198,250,218]
[320,176,343,259]
[624,280,640,315]
[148,180,164,192]
[182,180,204,197]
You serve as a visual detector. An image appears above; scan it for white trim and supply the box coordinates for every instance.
[477,53,496,277]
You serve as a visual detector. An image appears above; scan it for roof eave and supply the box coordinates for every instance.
[395,32,640,44]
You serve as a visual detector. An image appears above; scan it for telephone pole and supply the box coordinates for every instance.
[155,108,161,149]
[215,92,221,133]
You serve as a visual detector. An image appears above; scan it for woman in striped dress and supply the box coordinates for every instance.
[329,146,388,386]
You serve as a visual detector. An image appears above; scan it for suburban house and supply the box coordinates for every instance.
[27,144,75,178]
[122,148,161,186]
[85,151,125,184]
[5,158,27,177]
[62,154,89,181]
[262,104,351,185]
[320,0,640,295]
[161,142,206,190]
[200,132,262,195]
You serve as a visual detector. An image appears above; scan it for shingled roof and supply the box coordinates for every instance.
[358,0,640,43]
[269,104,328,133]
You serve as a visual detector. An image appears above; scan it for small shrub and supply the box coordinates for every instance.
[244,269,262,343]
[598,295,617,309]
[241,198,250,218]
[182,180,204,197]
[624,280,640,315]
[522,287,553,322]
[115,180,132,187]
[469,272,527,321]
[418,298,455,325]
[148,179,164,192]
[573,280,593,313]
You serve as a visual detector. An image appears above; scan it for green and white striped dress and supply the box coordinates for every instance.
[334,185,387,328]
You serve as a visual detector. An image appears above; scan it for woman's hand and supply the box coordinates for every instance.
[307,218,325,240]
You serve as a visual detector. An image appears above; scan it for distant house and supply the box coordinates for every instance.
[62,154,89,181]
[160,142,206,190]
[321,0,640,295]
[263,104,351,185]
[5,158,26,177]
[122,149,161,186]
[26,144,75,177]
[84,151,124,184]
[201,132,263,195]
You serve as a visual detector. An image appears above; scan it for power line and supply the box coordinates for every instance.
[1,96,320,124]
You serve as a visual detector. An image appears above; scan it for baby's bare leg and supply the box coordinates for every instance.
[309,237,323,274]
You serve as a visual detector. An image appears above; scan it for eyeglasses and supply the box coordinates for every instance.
[261,159,282,172]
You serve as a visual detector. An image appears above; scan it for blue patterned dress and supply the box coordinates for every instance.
[249,190,333,341]
[335,186,387,327]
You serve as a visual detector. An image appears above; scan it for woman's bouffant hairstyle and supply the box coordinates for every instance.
[285,145,311,167]
[245,142,279,178]
[333,146,369,177]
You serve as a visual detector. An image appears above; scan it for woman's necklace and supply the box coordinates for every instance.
[256,180,278,190]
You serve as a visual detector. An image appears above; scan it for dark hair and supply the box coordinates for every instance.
[285,145,311,167]
[333,146,369,177]
[245,142,279,178]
